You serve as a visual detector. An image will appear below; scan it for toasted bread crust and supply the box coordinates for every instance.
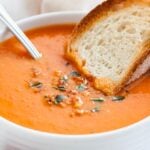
[66,0,150,95]
[94,40,150,95]
[70,0,150,44]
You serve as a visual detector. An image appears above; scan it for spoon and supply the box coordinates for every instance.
[0,4,42,60]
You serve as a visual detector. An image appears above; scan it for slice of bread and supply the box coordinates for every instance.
[127,54,150,85]
[66,0,150,95]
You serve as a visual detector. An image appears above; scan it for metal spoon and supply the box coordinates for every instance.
[0,4,42,60]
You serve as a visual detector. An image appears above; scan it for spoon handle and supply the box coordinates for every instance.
[0,4,42,60]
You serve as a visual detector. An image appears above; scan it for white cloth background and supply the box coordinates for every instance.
[0,0,104,32]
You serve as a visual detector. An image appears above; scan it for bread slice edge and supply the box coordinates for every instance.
[65,0,150,95]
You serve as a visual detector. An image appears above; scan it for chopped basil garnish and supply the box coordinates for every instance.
[69,71,81,77]
[54,95,66,104]
[112,96,125,101]
[91,97,105,103]
[30,81,43,88]
[76,84,87,92]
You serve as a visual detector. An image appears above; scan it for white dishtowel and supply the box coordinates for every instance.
[0,0,41,31]
[41,0,101,13]
[0,0,104,31]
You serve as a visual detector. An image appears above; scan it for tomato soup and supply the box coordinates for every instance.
[0,25,149,135]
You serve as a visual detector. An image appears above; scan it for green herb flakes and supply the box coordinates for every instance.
[91,97,105,103]
[30,81,43,88]
[53,86,66,91]
[76,84,87,92]
[54,95,66,104]
[69,71,81,77]
[112,96,125,101]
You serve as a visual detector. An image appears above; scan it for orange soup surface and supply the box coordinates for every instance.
[0,25,149,135]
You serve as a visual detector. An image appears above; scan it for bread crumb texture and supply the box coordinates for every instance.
[67,0,150,95]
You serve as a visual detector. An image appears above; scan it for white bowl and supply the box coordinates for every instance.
[0,12,150,150]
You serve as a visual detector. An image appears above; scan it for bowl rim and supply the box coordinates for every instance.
[0,11,149,139]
